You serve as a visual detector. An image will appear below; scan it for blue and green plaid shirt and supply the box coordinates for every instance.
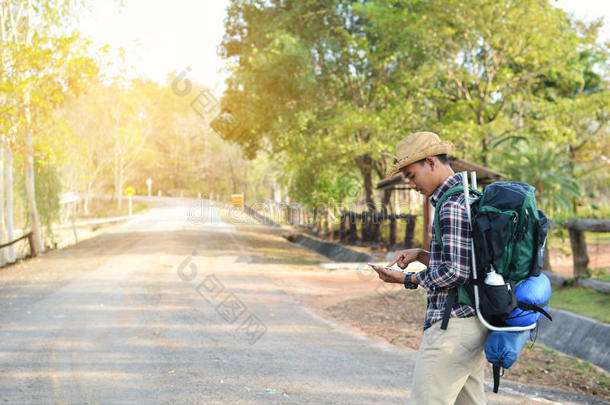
[415,173,477,330]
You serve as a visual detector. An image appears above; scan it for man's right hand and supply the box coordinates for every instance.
[389,248,424,269]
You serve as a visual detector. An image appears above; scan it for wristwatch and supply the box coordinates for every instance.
[403,272,418,289]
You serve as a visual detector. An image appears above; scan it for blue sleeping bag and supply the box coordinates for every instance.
[485,330,531,392]
[505,273,552,326]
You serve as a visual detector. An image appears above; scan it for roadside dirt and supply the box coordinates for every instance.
[323,290,610,402]
[550,241,610,278]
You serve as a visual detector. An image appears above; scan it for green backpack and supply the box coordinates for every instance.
[433,181,550,327]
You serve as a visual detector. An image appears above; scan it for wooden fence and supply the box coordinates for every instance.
[258,199,418,249]
[563,219,610,278]
[0,232,36,260]
[340,211,417,249]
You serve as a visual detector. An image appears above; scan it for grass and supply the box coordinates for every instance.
[586,231,610,243]
[550,286,610,323]
[589,267,610,282]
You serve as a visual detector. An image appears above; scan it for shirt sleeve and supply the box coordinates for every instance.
[415,199,471,290]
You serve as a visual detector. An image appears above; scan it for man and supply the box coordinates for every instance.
[371,131,489,405]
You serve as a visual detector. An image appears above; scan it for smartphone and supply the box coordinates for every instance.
[368,263,392,271]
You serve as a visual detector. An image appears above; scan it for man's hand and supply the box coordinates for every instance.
[370,265,407,284]
[389,248,428,269]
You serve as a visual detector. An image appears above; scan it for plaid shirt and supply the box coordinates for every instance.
[415,173,477,330]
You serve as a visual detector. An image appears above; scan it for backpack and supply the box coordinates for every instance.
[433,177,553,392]
[434,180,552,325]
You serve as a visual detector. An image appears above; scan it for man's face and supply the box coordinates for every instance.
[401,160,434,197]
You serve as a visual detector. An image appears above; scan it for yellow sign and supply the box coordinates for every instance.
[231,194,244,208]
[124,186,136,197]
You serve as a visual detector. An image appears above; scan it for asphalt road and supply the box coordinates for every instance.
[0,200,603,404]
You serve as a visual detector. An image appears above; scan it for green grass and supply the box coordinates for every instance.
[585,231,610,243]
[590,267,610,282]
[551,286,610,323]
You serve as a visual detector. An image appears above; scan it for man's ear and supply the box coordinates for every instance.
[425,156,436,170]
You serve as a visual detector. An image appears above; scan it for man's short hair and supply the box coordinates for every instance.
[417,154,449,165]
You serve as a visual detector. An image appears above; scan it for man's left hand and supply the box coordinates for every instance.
[371,265,407,284]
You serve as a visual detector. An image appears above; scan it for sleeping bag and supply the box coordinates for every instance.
[505,273,552,326]
[485,330,531,392]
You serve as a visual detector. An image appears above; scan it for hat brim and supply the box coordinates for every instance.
[383,141,453,181]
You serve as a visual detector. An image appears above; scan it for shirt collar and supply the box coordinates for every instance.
[430,173,463,207]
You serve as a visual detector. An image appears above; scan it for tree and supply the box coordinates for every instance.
[218,0,427,211]
[1,0,97,254]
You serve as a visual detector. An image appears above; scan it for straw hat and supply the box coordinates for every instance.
[384,131,453,180]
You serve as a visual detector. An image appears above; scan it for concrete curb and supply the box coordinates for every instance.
[578,277,610,293]
[542,270,568,287]
[286,233,376,263]
[537,308,610,372]
[543,270,610,294]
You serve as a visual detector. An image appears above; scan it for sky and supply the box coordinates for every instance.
[76,0,610,97]
[77,0,230,93]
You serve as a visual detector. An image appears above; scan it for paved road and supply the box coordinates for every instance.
[0,201,603,404]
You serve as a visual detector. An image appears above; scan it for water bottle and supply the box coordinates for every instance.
[484,267,505,286]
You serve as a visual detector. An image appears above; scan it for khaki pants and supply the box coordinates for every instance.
[409,317,489,405]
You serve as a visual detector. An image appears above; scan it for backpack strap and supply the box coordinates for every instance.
[433,186,481,329]
[440,289,457,330]
[433,186,466,248]
[515,301,553,322]
[492,363,503,393]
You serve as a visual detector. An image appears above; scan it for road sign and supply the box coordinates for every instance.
[231,194,244,208]
[124,186,136,197]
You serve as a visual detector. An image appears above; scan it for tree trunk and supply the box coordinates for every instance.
[0,138,6,266]
[355,154,376,211]
[381,189,392,214]
[25,125,43,255]
[481,134,490,167]
[5,143,15,263]
[116,153,124,210]
[84,180,93,215]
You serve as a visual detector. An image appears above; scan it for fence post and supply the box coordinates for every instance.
[405,215,416,248]
[374,212,382,243]
[27,232,37,257]
[568,228,590,278]
[361,212,368,242]
[389,215,396,247]
[349,212,358,243]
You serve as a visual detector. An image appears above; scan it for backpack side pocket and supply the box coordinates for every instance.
[478,280,518,325]
[530,210,549,277]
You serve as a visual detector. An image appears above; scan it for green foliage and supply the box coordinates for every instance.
[218,0,609,215]
[550,286,610,323]
[1,0,99,240]
[494,138,581,216]
[15,157,60,233]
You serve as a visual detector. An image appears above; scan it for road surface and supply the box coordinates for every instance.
[0,200,602,404]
